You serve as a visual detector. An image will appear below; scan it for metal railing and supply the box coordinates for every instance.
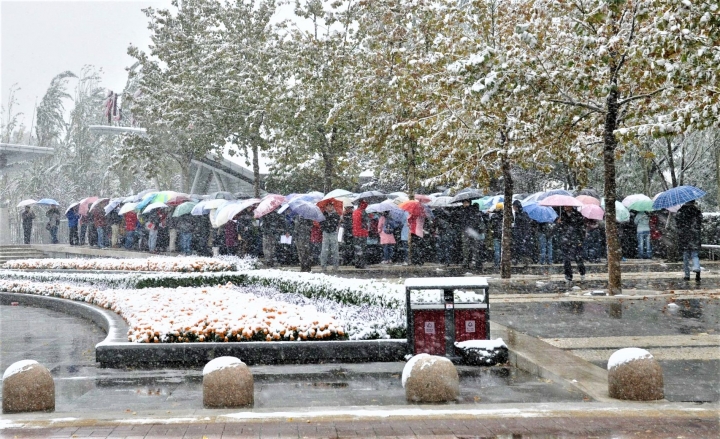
[8,219,69,245]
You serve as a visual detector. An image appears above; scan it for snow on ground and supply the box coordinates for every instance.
[0,256,256,272]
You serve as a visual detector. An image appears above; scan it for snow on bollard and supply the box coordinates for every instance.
[607,348,664,401]
[402,354,459,403]
[202,356,254,408]
[2,360,55,413]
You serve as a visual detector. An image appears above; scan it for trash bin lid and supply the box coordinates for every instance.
[404,277,488,289]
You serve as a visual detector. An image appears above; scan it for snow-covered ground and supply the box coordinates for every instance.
[1,256,256,272]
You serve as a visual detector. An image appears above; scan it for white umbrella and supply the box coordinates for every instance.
[118,203,138,215]
[65,201,80,214]
[142,202,168,214]
[203,198,229,210]
[323,189,353,200]
[215,198,261,227]
[17,199,37,208]
[104,198,124,215]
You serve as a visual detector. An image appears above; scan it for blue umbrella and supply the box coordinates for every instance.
[134,192,157,212]
[287,199,325,222]
[522,202,558,223]
[36,198,59,206]
[652,185,706,210]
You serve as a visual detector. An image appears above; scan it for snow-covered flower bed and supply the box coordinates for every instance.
[0,255,257,272]
[0,279,354,342]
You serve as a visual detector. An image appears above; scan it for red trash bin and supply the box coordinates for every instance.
[412,308,445,355]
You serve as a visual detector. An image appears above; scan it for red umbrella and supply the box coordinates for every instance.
[398,200,427,218]
[316,198,344,215]
[78,197,99,216]
[254,194,286,219]
[166,193,192,207]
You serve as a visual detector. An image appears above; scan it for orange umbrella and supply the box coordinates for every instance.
[398,200,427,218]
[316,197,343,215]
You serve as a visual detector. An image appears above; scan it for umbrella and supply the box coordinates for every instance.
[104,198,124,215]
[254,194,286,219]
[523,202,558,223]
[581,204,605,220]
[36,198,59,206]
[539,195,584,207]
[133,188,157,202]
[208,191,236,200]
[118,203,139,215]
[135,192,158,211]
[601,199,630,223]
[287,199,325,222]
[17,199,37,208]
[521,191,544,204]
[652,185,706,210]
[78,197,99,216]
[214,198,261,227]
[191,200,211,216]
[476,195,504,211]
[450,189,484,203]
[537,189,573,201]
[323,189,353,200]
[622,194,653,212]
[142,202,168,214]
[203,198,230,210]
[576,195,601,206]
[413,194,432,204]
[386,191,408,200]
[651,193,681,213]
[166,193,192,206]
[317,198,344,215]
[576,188,601,198]
[89,198,110,213]
[64,201,80,214]
[398,200,430,218]
[426,196,456,208]
[278,193,323,213]
[367,201,408,223]
[172,201,198,217]
[353,190,386,203]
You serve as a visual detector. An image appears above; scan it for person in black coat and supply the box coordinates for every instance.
[557,206,586,282]
[512,200,532,266]
[458,200,485,269]
[675,200,702,281]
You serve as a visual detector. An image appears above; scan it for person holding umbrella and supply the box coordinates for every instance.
[21,206,36,244]
[675,200,703,282]
[634,211,652,259]
[352,200,370,269]
[66,206,80,245]
[320,203,341,271]
[557,206,586,283]
[458,199,484,269]
[294,215,314,272]
[46,205,61,244]
[511,200,532,267]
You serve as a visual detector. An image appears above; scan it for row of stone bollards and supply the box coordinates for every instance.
[2,347,664,413]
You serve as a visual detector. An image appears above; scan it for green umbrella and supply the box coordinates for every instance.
[626,199,654,212]
[172,201,197,217]
[601,198,630,222]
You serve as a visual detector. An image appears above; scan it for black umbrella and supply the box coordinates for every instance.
[353,190,386,204]
[450,189,484,203]
[575,188,601,198]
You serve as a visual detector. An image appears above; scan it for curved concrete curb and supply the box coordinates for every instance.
[0,292,409,367]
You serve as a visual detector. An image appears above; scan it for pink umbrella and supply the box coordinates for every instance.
[539,195,584,207]
[413,194,432,204]
[254,194,286,219]
[581,204,605,220]
[78,197,99,216]
[576,195,601,206]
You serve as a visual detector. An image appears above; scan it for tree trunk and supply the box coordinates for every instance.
[716,135,720,207]
[500,155,513,279]
[604,87,622,296]
[252,141,260,198]
[679,138,686,187]
[321,128,335,193]
[666,138,677,188]
[179,162,190,193]
[406,138,417,262]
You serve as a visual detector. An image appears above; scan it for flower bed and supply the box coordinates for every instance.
[0,255,256,272]
[0,280,349,343]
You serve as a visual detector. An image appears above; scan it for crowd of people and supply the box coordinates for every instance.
[20,191,705,282]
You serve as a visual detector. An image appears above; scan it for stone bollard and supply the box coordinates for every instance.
[2,360,55,413]
[203,357,254,408]
[402,354,459,403]
[608,348,664,401]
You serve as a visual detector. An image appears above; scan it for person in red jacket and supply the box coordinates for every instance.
[352,200,369,268]
[124,211,138,249]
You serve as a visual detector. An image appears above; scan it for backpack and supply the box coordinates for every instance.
[383,217,397,234]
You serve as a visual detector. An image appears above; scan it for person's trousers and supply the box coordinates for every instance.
[97,227,106,248]
[148,229,158,252]
[23,226,32,244]
[493,238,501,267]
[79,224,87,245]
[683,250,700,278]
[539,233,553,264]
[124,230,135,249]
[461,232,477,267]
[179,232,192,254]
[382,243,394,262]
[69,226,79,245]
[111,224,119,247]
[49,226,58,244]
[637,231,652,258]
[296,239,312,271]
[562,243,586,280]
[263,235,277,266]
[353,237,367,268]
[320,231,340,268]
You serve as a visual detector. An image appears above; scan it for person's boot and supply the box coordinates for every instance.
[695,271,701,283]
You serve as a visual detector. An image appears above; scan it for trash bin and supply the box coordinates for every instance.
[405,277,489,359]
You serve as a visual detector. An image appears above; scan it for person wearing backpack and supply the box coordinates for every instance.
[378,212,397,264]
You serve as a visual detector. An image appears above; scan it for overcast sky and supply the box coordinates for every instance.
[1,0,178,128]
